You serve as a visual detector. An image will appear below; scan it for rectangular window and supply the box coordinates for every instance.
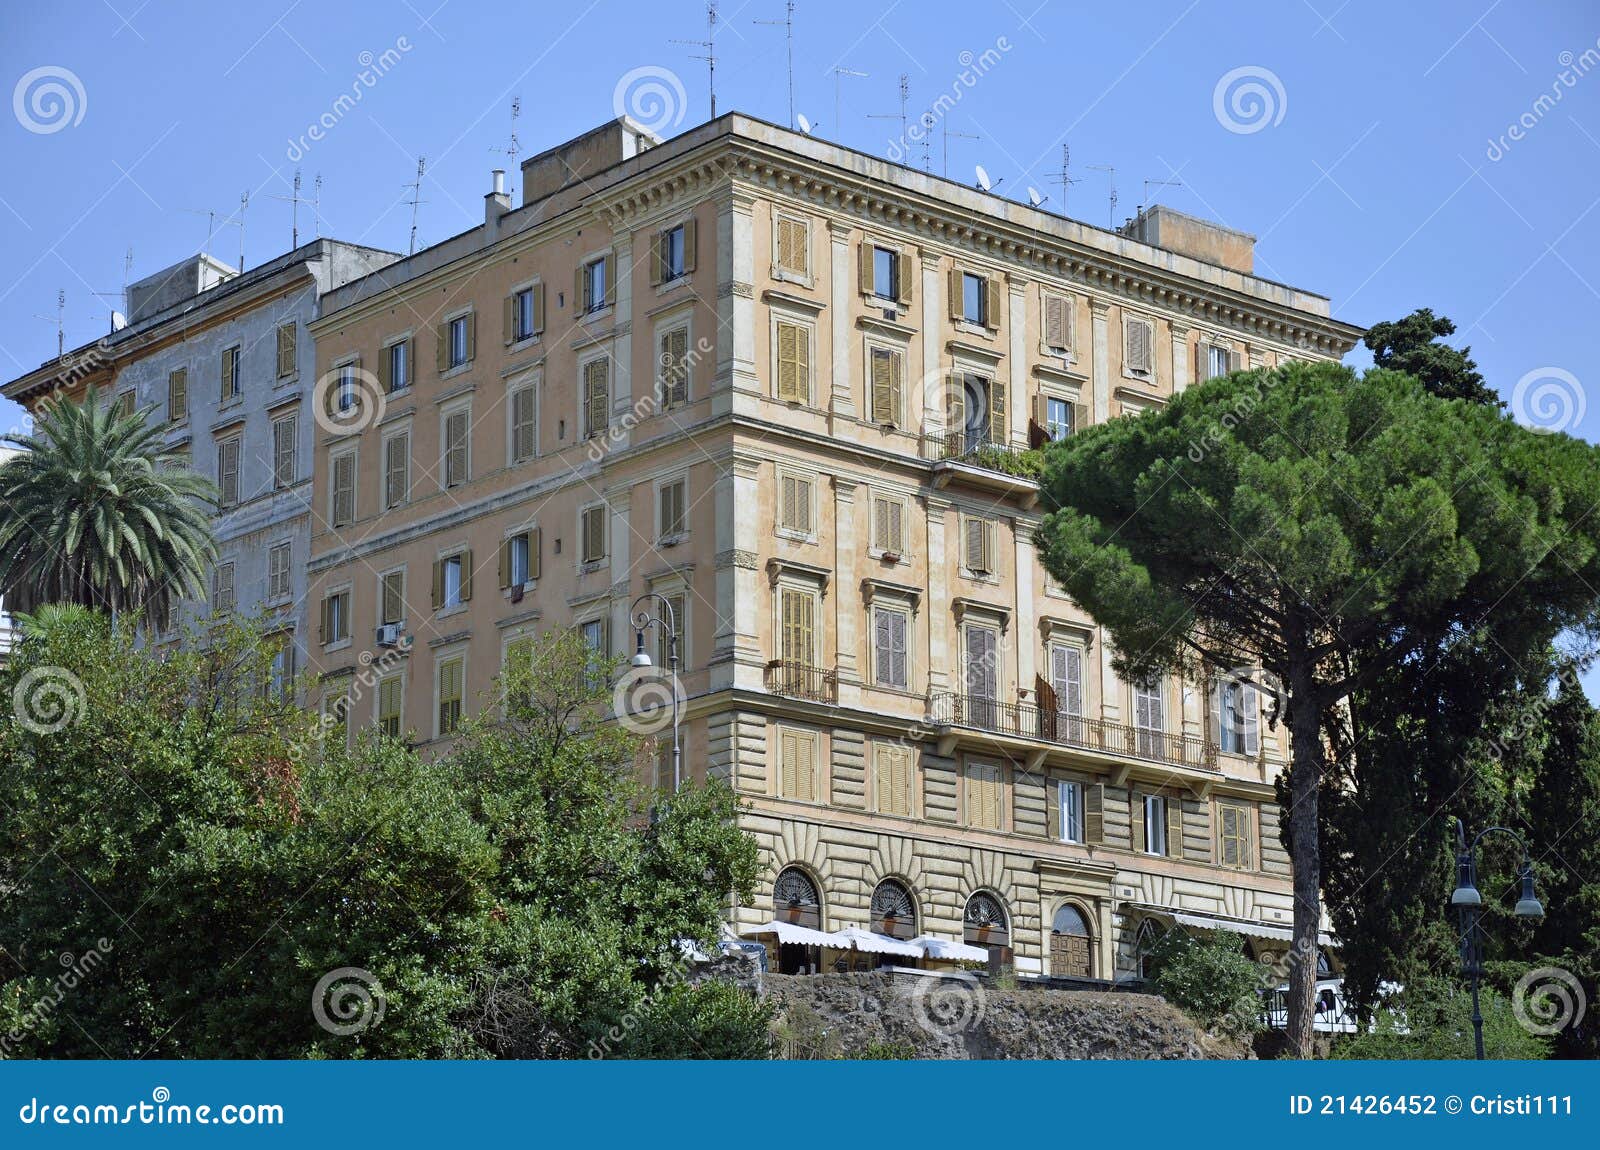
[1207,343,1232,380]
[267,542,292,600]
[448,315,470,368]
[580,618,608,687]
[272,415,297,488]
[1143,793,1168,855]
[656,591,687,668]
[776,216,809,278]
[268,636,294,699]
[583,359,610,437]
[381,570,405,626]
[322,590,351,645]
[1043,292,1073,353]
[662,224,686,281]
[1059,780,1084,843]
[1125,317,1154,376]
[276,323,297,378]
[874,742,912,816]
[872,495,904,556]
[378,676,404,738]
[1049,643,1084,729]
[167,369,188,422]
[583,256,608,313]
[775,320,810,404]
[658,326,690,406]
[659,478,687,540]
[330,450,355,527]
[872,605,908,690]
[335,362,356,414]
[872,245,898,300]
[513,287,535,341]
[581,505,607,564]
[437,656,464,736]
[964,625,998,723]
[221,345,240,400]
[961,272,986,325]
[1218,801,1253,868]
[217,436,241,507]
[323,691,350,748]
[507,534,531,586]
[388,339,410,392]
[384,431,409,508]
[965,762,1003,830]
[1046,396,1073,441]
[779,586,817,668]
[1220,680,1260,755]
[778,473,813,535]
[439,553,466,609]
[868,346,903,426]
[963,515,994,575]
[443,409,469,487]
[779,727,818,802]
[1134,680,1165,757]
[212,562,235,614]
[511,385,537,461]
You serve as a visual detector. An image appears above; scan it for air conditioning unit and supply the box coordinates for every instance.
[376,623,403,647]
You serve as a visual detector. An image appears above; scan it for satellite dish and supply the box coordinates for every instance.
[974,164,992,191]
[110,311,127,331]
[796,113,812,135]
[1027,186,1045,208]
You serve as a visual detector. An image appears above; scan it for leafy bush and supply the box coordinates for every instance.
[1331,977,1549,1060]
[1147,931,1264,1030]
[610,981,774,1060]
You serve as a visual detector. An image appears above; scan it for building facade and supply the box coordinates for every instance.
[3,240,399,678]
[303,113,1361,982]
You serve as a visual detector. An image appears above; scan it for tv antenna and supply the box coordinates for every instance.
[867,73,909,159]
[754,1,795,129]
[1142,177,1183,213]
[404,157,427,256]
[312,173,323,240]
[34,289,66,358]
[491,96,522,167]
[831,66,868,136]
[943,121,979,178]
[181,206,223,258]
[672,1,719,120]
[93,249,135,331]
[1047,144,1079,215]
[1086,163,1117,228]
[235,190,249,271]
[268,170,311,249]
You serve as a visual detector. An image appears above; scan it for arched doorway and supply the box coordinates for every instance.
[1050,902,1094,979]
[773,867,823,974]
[964,891,1012,974]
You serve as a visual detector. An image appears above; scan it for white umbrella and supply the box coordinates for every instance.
[911,934,989,963]
[741,919,836,948]
[828,925,924,959]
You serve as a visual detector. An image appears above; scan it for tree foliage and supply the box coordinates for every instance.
[1146,930,1263,1030]
[1363,307,1499,407]
[1330,977,1549,1060]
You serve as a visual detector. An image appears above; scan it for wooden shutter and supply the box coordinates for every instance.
[681,219,697,274]
[498,538,512,588]
[877,744,911,815]
[662,327,689,405]
[857,241,874,294]
[968,763,1001,830]
[601,254,616,308]
[1127,318,1153,373]
[379,676,403,736]
[503,294,516,344]
[1072,402,1089,435]
[1084,782,1104,843]
[870,348,893,424]
[464,313,477,362]
[277,324,297,377]
[458,550,473,601]
[529,283,544,334]
[220,346,237,399]
[382,571,404,624]
[886,608,906,687]
[1219,804,1239,866]
[964,516,991,573]
[781,588,814,665]
[948,267,963,321]
[273,417,296,487]
[583,506,606,563]
[660,481,685,537]
[896,252,914,306]
[167,369,187,421]
[444,410,468,485]
[218,438,240,506]
[331,452,354,525]
[945,374,966,451]
[1044,293,1071,351]
[776,321,808,404]
[378,343,392,392]
[528,528,542,579]
[318,595,330,643]
[777,217,805,275]
[385,432,409,508]
[430,559,443,609]
[1167,797,1184,860]
[985,277,1002,330]
[1051,644,1083,717]
[584,360,608,435]
[1131,791,1147,853]
[987,378,1006,445]
[879,498,903,554]
[512,387,536,461]
[888,351,903,425]
[435,323,449,373]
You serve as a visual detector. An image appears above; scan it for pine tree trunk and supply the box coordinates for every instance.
[1285,663,1323,1059]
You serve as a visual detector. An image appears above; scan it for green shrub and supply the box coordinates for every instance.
[1331,977,1549,1060]
[1147,931,1264,1030]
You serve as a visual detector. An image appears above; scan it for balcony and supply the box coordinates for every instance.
[927,691,1217,773]
[765,660,839,704]
[922,430,1042,504]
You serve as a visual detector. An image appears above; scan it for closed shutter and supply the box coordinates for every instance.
[967,764,1001,830]
[964,516,992,574]
[167,369,187,421]
[277,324,297,377]
[896,251,914,306]
[985,277,1002,331]
[273,417,296,487]
[781,730,816,801]
[662,327,689,405]
[1051,644,1083,718]
[503,294,516,344]
[1127,319,1153,373]
[584,360,609,435]
[964,625,996,699]
[218,438,240,506]
[1044,293,1071,351]
[220,346,237,399]
[385,432,409,508]
[780,475,812,533]
[212,563,234,612]
[582,507,606,563]
[464,313,476,362]
[775,321,808,403]
[268,545,289,599]
[1084,782,1104,843]
[781,588,814,666]
[527,527,542,580]
[430,559,443,610]
[1219,804,1239,866]
[876,744,912,815]
[1073,402,1089,434]
[498,538,512,588]
[382,571,404,624]
[660,481,685,537]
[531,284,545,334]
[458,550,473,601]
[378,676,404,737]
[870,347,893,424]
[435,323,449,373]
[947,267,963,321]
[512,387,536,461]
[945,375,966,454]
[873,607,906,688]
[857,241,874,294]
[778,217,806,275]
[987,378,1007,446]
[331,452,354,525]
[444,411,468,486]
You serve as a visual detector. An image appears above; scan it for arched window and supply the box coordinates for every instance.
[870,878,918,941]
[1135,918,1166,980]
[1050,902,1094,979]
[773,867,821,930]
[965,891,1012,973]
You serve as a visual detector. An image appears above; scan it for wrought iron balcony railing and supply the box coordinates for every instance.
[765,660,839,704]
[921,430,1041,479]
[927,691,1217,771]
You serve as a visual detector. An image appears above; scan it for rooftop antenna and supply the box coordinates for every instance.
[796,113,813,135]
[754,1,795,129]
[491,96,522,167]
[974,164,1003,192]
[867,73,909,161]
[181,206,222,258]
[1142,177,1183,214]
[1086,163,1117,229]
[943,120,979,178]
[268,170,307,249]
[237,190,249,271]
[831,66,868,137]
[33,289,65,358]
[312,173,323,239]
[404,157,427,256]
[1047,144,1079,215]
[1027,187,1046,208]
[672,1,719,121]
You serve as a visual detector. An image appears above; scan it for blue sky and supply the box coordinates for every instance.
[4,0,1599,683]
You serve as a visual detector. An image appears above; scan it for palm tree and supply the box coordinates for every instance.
[0,387,217,623]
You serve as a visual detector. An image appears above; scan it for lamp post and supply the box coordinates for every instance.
[630,592,682,793]
[1451,817,1544,1060]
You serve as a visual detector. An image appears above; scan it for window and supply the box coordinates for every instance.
[167,369,188,422]
[447,314,471,368]
[660,224,686,282]
[868,346,903,426]
[383,430,409,508]
[1207,343,1232,380]
[872,605,908,689]
[779,586,816,667]
[267,542,292,600]
[962,514,994,575]
[965,761,1003,830]
[217,436,241,507]
[1220,679,1260,755]
[386,339,410,393]
[380,570,405,626]
[436,656,464,737]
[323,690,350,749]
[1218,801,1253,868]
[1045,643,1084,740]
[658,477,688,541]
[113,391,135,420]
[511,383,537,461]
[1125,316,1154,377]
[964,893,1011,971]
[778,473,813,535]
[964,623,998,706]
[871,495,904,556]
[656,591,686,668]
[773,866,822,930]
[1042,292,1073,354]
[321,589,351,645]
[581,256,608,313]
[1046,396,1074,441]
[330,450,355,526]
[220,345,240,400]
[872,245,898,300]
[276,323,297,378]
[580,505,607,564]
[1142,793,1168,855]
[272,415,297,488]
[778,727,818,802]
[658,325,690,406]
[580,617,608,687]
[513,287,536,341]
[212,562,235,614]
[500,528,539,588]
[1059,779,1084,843]
[434,552,470,610]
[774,320,811,404]
[946,372,1005,454]
[961,272,986,325]
[775,215,809,278]
[378,676,404,738]
[334,362,357,414]
[870,879,917,941]
[874,742,912,816]
[268,636,294,698]
[1133,680,1165,757]
[442,408,469,487]
[582,359,610,437]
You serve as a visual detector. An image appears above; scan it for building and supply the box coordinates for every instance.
[2,240,400,679]
[303,112,1361,983]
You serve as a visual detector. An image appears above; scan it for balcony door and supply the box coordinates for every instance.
[964,623,998,729]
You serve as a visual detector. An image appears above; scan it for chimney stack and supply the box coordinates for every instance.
[484,168,512,244]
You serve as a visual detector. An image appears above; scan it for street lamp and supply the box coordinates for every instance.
[1452,817,1544,1060]
[630,592,681,793]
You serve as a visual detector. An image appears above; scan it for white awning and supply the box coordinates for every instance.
[828,925,925,958]
[911,935,990,963]
[1171,911,1336,949]
[741,919,836,948]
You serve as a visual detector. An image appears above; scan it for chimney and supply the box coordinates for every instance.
[484,169,512,244]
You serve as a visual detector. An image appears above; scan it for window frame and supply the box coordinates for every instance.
[322,586,352,648]
[579,503,609,567]
[871,244,899,301]
[771,314,815,406]
[1143,793,1169,856]
[440,400,471,489]
[447,314,471,369]
[775,470,816,540]
[267,541,293,602]
[328,446,357,527]
[386,336,411,393]
[772,211,812,282]
[1122,312,1156,380]
[382,426,410,510]
[870,602,910,691]
[656,474,689,544]
[216,434,242,508]
[1058,778,1084,843]
[961,271,987,326]
[271,413,297,489]
[435,652,466,739]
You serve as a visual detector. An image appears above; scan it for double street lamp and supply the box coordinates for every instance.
[630,592,681,793]
[1451,817,1544,1060]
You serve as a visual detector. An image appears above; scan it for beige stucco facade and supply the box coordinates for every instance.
[305,114,1361,981]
